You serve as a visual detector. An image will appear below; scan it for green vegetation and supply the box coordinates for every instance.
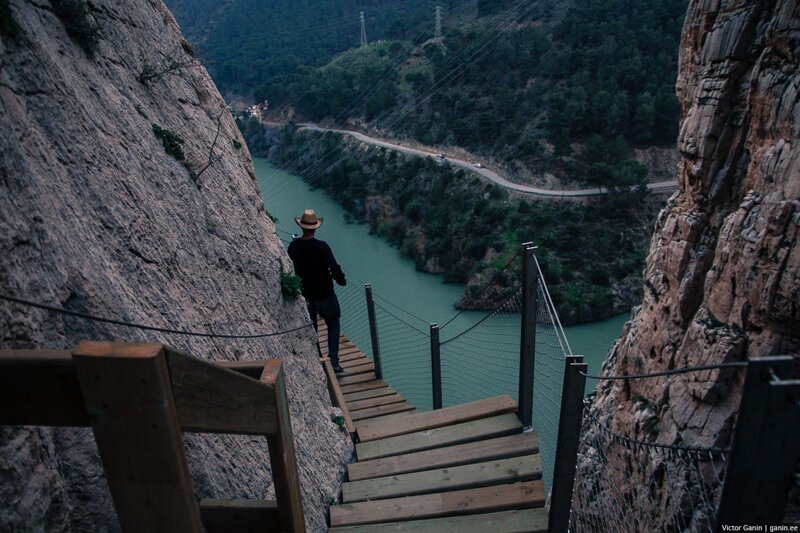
[274,130,655,324]
[280,269,303,299]
[0,0,19,38]
[134,103,149,120]
[250,0,686,188]
[180,37,195,57]
[151,124,186,161]
[51,0,99,54]
[164,0,469,93]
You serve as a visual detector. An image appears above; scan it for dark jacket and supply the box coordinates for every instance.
[287,238,346,300]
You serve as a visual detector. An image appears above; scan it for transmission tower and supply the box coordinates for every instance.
[434,5,442,40]
[359,11,367,48]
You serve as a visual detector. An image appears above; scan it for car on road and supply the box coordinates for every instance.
[473,162,483,168]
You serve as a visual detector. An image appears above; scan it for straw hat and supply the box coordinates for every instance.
[294,208,324,229]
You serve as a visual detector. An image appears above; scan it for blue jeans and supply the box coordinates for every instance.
[308,293,341,365]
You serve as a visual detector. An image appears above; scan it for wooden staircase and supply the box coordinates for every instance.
[318,323,548,532]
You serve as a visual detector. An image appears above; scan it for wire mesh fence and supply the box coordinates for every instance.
[372,302,432,410]
[570,399,729,532]
[440,290,522,407]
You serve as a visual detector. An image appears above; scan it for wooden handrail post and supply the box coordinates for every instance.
[548,355,587,533]
[364,284,383,380]
[518,243,537,428]
[715,356,798,530]
[72,342,203,532]
[430,323,442,410]
[261,360,306,533]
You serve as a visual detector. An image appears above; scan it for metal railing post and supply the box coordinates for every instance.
[548,355,587,533]
[518,243,537,428]
[364,284,383,380]
[430,323,442,410]
[715,356,798,529]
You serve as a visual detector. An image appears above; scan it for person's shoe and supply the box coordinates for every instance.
[333,364,345,374]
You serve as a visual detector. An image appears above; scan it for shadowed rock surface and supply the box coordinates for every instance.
[0,1,352,530]
[576,0,799,528]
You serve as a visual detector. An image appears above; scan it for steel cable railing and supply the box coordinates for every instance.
[570,396,731,532]
[440,290,522,407]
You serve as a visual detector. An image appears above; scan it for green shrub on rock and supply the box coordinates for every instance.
[51,0,99,54]
[151,124,185,161]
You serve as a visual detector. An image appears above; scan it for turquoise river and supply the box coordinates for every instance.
[255,159,630,408]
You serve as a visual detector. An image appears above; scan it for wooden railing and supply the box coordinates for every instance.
[0,342,306,532]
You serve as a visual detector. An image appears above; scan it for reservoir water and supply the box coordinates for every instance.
[255,158,630,406]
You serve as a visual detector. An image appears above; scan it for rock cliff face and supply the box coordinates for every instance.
[579,0,799,527]
[0,1,351,531]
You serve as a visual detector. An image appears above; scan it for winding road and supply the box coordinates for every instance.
[299,124,678,198]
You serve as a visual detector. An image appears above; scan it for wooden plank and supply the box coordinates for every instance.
[357,395,517,442]
[261,360,306,532]
[337,344,360,353]
[329,508,548,533]
[338,363,375,377]
[350,402,415,422]
[347,394,405,412]
[330,480,545,527]
[321,358,356,437]
[343,455,542,503]
[341,359,373,371]
[339,352,368,363]
[356,413,522,461]
[214,360,267,380]
[341,357,372,369]
[200,499,280,532]
[343,387,397,403]
[164,347,278,435]
[354,411,416,429]
[337,372,377,386]
[0,349,90,426]
[319,338,351,349]
[340,379,388,395]
[72,342,203,531]
[348,432,539,481]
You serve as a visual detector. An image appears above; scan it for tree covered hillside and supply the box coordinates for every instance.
[258,0,688,188]
[165,0,471,93]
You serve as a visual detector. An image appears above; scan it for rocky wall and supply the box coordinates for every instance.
[0,1,352,530]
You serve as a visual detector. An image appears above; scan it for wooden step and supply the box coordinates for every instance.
[339,352,368,363]
[347,393,405,412]
[340,358,372,369]
[356,413,522,461]
[348,432,538,481]
[343,455,542,502]
[329,508,547,532]
[329,480,545,527]
[350,402,415,421]
[338,363,375,378]
[337,372,377,386]
[343,387,397,403]
[354,410,416,428]
[357,395,517,442]
[340,380,388,395]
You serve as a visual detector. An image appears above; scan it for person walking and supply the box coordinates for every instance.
[287,209,347,373]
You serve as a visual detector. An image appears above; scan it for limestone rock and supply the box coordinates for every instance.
[0,1,352,530]
[576,0,800,528]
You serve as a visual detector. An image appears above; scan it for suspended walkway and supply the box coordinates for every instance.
[318,322,548,532]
